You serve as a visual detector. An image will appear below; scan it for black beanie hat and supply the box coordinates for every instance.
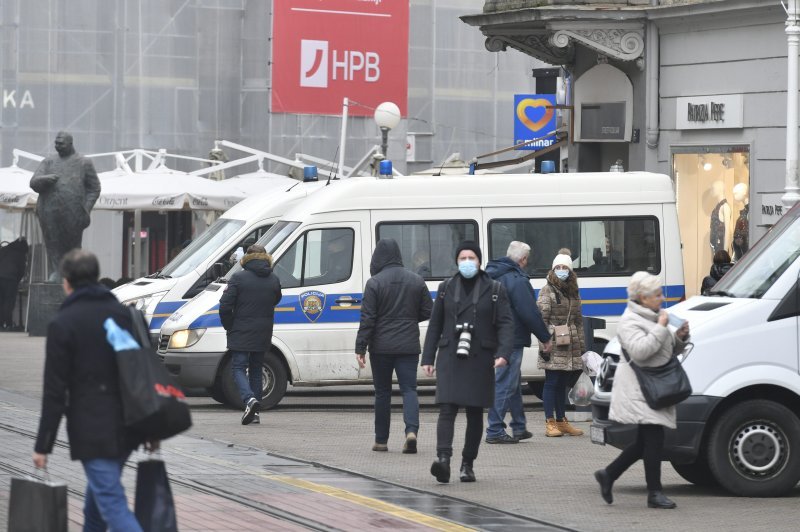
[454,240,482,263]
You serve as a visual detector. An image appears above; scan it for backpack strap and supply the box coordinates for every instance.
[437,278,452,300]
[491,280,500,325]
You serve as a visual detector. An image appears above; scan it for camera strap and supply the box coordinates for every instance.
[453,275,480,326]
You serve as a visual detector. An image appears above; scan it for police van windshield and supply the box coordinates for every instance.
[711,205,800,298]
[224,220,300,279]
[161,218,245,278]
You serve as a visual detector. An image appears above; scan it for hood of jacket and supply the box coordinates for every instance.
[241,252,273,277]
[61,283,115,309]
[370,239,403,276]
[625,299,659,322]
[710,262,733,281]
[485,256,524,280]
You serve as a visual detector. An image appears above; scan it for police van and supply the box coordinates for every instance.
[591,201,800,497]
[157,172,684,408]
[114,178,324,339]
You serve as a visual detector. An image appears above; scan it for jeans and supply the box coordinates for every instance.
[605,424,665,491]
[81,454,142,532]
[486,347,526,437]
[436,404,483,461]
[543,369,570,420]
[370,353,419,443]
[231,351,264,404]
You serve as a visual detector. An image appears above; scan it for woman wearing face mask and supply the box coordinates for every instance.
[537,253,586,437]
[421,241,514,484]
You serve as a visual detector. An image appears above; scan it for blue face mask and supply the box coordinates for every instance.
[554,269,569,281]
[458,260,479,279]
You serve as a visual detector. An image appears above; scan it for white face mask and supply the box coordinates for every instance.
[554,269,569,281]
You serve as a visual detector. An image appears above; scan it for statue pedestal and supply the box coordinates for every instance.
[27,283,64,337]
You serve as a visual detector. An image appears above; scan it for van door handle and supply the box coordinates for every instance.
[335,297,361,305]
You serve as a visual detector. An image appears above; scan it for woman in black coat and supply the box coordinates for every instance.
[421,241,514,483]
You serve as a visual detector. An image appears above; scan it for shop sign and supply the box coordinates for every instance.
[514,94,557,151]
[759,192,787,225]
[676,95,743,130]
[271,0,409,116]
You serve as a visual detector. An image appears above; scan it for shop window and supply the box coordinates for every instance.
[672,148,750,297]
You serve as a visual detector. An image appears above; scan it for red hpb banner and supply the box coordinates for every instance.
[271,0,409,116]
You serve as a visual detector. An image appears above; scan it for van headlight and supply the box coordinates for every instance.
[168,328,206,349]
[123,291,167,316]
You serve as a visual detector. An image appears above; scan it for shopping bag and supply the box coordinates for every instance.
[134,459,178,532]
[104,310,192,440]
[568,370,595,406]
[7,476,67,532]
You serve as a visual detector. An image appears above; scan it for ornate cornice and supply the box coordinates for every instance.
[485,34,574,66]
[550,27,644,63]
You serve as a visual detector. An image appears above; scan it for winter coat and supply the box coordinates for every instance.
[219,253,282,352]
[355,239,432,356]
[485,256,550,348]
[701,262,733,295]
[537,271,585,371]
[421,272,514,408]
[0,238,28,281]
[608,300,688,429]
[34,284,146,460]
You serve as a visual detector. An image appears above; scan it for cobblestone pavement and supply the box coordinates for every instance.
[3,333,800,531]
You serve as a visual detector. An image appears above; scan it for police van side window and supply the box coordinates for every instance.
[489,217,660,277]
[273,228,355,288]
[376,221,478,279]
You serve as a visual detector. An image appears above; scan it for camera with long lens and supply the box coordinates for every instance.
[455,322,474,359]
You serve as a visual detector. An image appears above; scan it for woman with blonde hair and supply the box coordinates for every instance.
[594,271,690,509]
[537,253,585,437]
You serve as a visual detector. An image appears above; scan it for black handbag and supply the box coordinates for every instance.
[118,308,192,440]
[135,458,178,532]
[7,476,68,532]
[621,347,692,409]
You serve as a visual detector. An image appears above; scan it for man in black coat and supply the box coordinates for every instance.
[484,241,552,443]
[0,237,28,330]
[219,244,282,425]
[422,241,514,483]
[33,249,150,531]
[356,239,432,453]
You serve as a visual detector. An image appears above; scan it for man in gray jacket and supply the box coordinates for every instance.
[356,239,432,453]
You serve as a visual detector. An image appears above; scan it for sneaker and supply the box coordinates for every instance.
[372,443,388,452]
[402,432,417,454]
[485,433,519,444]
[241,397,260,425]
[251,412,260,425]
[513,430,533,441]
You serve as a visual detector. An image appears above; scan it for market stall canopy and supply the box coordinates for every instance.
[0,166,36,209]
[97,167,246,211]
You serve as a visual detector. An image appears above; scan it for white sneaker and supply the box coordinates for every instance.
[241,397,260,425]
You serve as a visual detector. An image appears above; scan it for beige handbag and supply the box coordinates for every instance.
[552,299,572,347]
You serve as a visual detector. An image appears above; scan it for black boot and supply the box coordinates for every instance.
[647,491,676,509]
[430,454,450,483]
[594,469,613,504]
[459,459,476,482]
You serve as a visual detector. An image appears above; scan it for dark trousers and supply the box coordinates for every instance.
[605,424,665,491]
[370,353,420,444]
[0,278,19,327]
[436,403,483,461]
[543,369,570,419]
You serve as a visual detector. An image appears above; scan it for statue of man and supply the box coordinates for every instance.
[30,132,101,280]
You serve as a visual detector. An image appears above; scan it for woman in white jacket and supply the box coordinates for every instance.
[594,272,690,510]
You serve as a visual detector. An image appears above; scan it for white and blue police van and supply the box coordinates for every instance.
[591,200,800,497]
[157,171,684,409]
[113,178,324,340]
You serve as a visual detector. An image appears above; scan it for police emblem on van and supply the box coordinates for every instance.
[300,291,326,323]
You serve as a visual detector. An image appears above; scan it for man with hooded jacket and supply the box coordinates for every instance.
[219,244,282,425]
[485,241,552,443]
[356,239,432,453]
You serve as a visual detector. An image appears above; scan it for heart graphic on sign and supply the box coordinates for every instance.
[516,98,554,132]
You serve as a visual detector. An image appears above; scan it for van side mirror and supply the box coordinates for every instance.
[211,262,225,280]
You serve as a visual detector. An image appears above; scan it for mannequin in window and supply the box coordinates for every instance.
[732,183,749,260]
[709,180,731,254]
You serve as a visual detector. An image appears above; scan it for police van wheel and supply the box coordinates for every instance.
[707,399,800,497]
[671,457,717,487]
[207,383,227,404]
[220,352,288,410]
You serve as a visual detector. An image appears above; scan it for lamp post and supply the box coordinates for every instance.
[374,101,401,161]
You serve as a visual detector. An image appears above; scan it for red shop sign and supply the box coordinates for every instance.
[271,0,409,116]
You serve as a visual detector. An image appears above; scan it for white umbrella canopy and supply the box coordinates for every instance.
[0,166,37,210]
[96,167,246,211]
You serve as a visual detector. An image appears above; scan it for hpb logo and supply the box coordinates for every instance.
[300,39,381,88]
[513,94,557,151]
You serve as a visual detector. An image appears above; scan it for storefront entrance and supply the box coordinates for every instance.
[672,146,750,297]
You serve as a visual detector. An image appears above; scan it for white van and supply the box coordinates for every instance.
[157,172,684,408]
[113,179,324,339]
[591,201,800,497]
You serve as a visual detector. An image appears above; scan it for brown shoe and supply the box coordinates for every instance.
[545,418,563,437]
[556,417,584,436]
[372,443,388,452]
[402,433,417,454]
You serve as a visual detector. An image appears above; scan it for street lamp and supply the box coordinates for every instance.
[374,101,401,160]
